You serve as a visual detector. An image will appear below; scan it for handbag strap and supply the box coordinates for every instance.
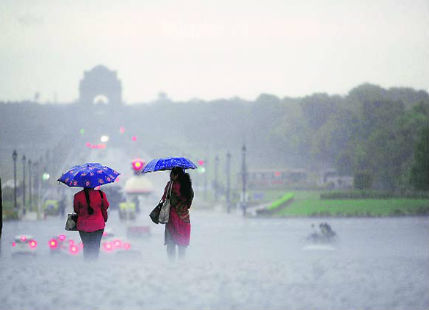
[84,188,94,215]
[160,181,174,204]
[165,181,173,199]
[83,189,104,214]
[99,190,104,208]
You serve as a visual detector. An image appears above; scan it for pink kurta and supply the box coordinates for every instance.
[162,181,192,246]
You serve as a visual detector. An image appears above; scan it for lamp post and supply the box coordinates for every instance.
[12,150,17,210]
[28,159,32,211]
[33,161,40,219]
[241,144,247,216]
[226,151,231,213]
[214,155,219,202]
[204,158,208,201]
[1,177,3,248]
[22,155,26,215]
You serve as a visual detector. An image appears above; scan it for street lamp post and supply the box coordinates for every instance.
[12,150,17,210]
[28,159,32,211]
[214,155,219,202]
[226,151,231,213]
[33,161,40,219]
[241,144,247,216]
[204,159,208,201]
[22,155,26,215]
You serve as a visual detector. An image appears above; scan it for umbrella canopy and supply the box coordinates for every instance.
[142,157,197,173]
[58,163,120,188]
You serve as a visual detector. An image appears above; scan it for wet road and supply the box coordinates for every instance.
[1,209,428,310]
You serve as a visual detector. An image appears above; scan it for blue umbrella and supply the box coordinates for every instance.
[58,163,120,188]
[142,157,197,173]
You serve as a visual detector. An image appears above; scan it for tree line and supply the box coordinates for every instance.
[1,83,428,192]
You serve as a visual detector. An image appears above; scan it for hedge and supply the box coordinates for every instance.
[320,190,429,200]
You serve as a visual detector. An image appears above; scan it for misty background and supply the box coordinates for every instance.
[0,0,428,214]
[0,0,428,103]
[1,82,428,193]
[1,0,428,193]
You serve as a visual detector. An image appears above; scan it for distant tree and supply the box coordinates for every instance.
[270,102,311,166]
[387,87,429,107]
[300,93,340,130]
[359,100,404,138]
[354,170,373,190]
[347,83,388,106]
[155,92,171,104]
[412,101,429,116]
[335,151,354,176]
[333,97,408,189]
[255,93,281,105]
[310,107,356,166]
[410,126,429,191]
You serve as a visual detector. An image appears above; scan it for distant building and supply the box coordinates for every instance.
[78,65,122,105]
[245,169,308,189]
[319,169,353,189]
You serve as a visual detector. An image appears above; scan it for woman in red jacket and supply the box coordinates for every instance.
[73,188,109,260]
[161,167,194,261]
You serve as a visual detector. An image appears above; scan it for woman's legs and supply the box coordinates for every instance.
[166,243,176,261]
[79,229,104,260]
[178,245,186,259]
[166,244,186,261]
[165,225,176,261]
[165,221,188,261]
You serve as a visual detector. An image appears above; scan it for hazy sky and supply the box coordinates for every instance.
[1,0,428,103]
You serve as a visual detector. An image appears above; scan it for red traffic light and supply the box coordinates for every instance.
[132,159,145,173]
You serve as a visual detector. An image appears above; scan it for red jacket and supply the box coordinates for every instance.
[73,189,109,232]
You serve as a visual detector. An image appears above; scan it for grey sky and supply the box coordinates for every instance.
[1,0,428,103]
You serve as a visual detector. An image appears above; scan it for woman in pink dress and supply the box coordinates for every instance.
[161,167,194,260]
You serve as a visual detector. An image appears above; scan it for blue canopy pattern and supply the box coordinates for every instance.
[58,163,120,188]
[142,157,197,173]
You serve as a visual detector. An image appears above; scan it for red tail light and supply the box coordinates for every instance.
[49,239,58,249]
[58,235,66,241]
[69,245,79,255]
[29,240,38,249]
[113,239,122,248]
[102,242,113,252]
[12,242,16,247]
[123,242,131,250]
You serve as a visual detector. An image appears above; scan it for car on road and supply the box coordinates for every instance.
[43,200,59,217]
[48,234,82,256]
[11,235,38,256]
[48,230,138,257]
[101,229,138,256]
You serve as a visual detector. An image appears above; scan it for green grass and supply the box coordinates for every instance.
[276,198,429,217]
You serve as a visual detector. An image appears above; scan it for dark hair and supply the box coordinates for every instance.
[171,167,194,202]
[84,188,94,215]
